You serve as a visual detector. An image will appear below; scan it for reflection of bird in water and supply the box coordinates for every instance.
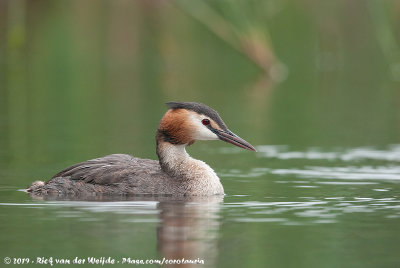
[31,195,223,267]
[156,196,223,267]
[27,102,255,196]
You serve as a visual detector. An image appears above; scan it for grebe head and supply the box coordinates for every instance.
[157,102,256,151]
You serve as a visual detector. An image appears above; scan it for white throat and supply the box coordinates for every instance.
[159,143,191,175]
[156,142,224,194]
[158,143,209,177]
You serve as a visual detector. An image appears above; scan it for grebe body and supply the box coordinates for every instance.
[27,102,256,196]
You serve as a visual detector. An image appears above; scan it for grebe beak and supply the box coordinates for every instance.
[214,129,257,152]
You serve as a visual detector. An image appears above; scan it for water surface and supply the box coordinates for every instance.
[1,1,400,267]
[1,145,400,267]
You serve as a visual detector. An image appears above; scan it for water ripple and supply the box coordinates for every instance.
[224,197,400,224]
[256,144,400,162]
[271,166,400,181]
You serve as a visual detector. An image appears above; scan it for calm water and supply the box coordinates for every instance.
[1,145,400,267]
[1,0,400,267]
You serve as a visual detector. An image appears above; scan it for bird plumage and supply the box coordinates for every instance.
[27,102,255,197]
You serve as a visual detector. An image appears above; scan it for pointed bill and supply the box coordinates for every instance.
[215,130,256,151]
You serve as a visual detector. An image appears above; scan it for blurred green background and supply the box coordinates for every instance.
[1,0,400,169]
[1,1,400,268]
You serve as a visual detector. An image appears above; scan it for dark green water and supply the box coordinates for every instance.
[1,1,400,267]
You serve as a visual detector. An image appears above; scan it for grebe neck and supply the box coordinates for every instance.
[155,128,224,195]
[156,142,194,177]
[155,140,219,180]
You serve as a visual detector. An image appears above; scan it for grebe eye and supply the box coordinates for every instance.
[202,119,210,126]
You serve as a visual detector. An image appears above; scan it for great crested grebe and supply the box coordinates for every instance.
[27,102,256,196]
